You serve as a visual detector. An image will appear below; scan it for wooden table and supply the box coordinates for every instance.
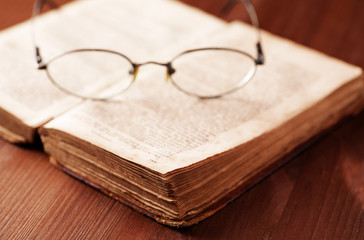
[0,0,363,239]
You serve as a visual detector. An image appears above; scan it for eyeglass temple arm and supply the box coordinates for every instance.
[31,0,59,66]
[222,0,265,64]
[31,0,264,65]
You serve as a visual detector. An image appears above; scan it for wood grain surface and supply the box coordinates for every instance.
[0,0,363,239]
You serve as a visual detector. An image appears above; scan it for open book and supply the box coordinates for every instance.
[0,0,363,227]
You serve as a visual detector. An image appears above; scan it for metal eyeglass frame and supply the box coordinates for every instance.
[31,0,265,100]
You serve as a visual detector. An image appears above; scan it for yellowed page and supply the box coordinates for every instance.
[0,24,81,127]
[43,22,363,173]
[0,0,225,129]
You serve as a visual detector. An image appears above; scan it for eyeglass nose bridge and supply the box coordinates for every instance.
[130,61,176,82]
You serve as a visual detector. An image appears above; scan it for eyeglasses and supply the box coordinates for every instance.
[31,0,264,100]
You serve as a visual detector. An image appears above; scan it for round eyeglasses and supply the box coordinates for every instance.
[32,0,265,100]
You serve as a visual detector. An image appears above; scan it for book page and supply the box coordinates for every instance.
[44,22,363,173]
[0,0,225,128]
[0,24,81,127]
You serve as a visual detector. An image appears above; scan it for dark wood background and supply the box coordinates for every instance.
[0,0,363,239]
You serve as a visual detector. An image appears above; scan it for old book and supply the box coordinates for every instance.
[1,0,363,227]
